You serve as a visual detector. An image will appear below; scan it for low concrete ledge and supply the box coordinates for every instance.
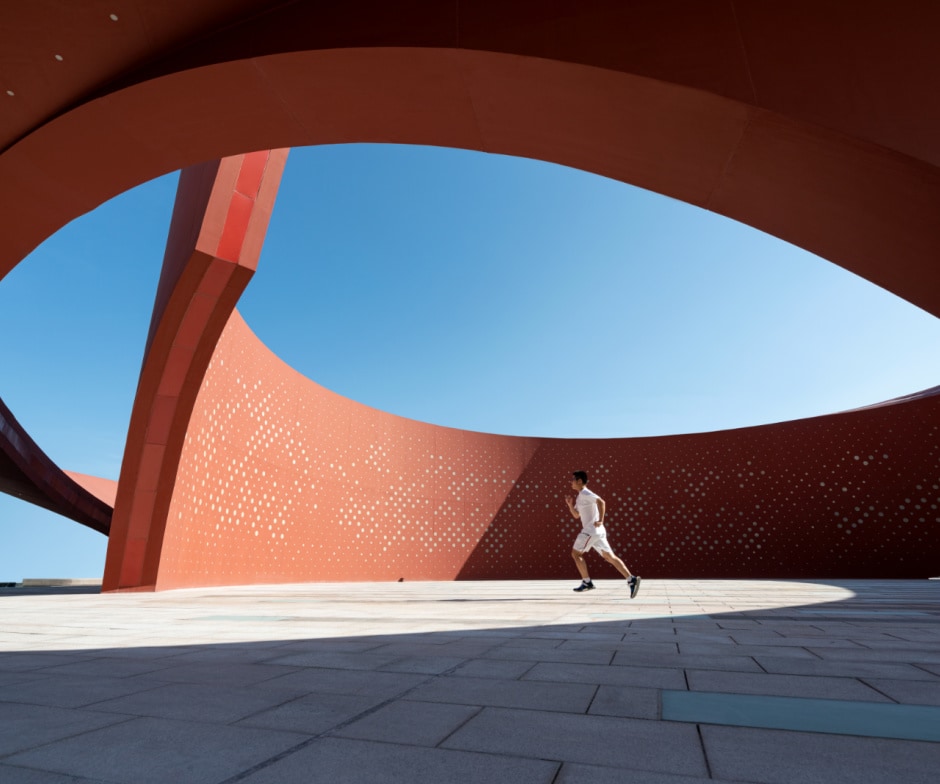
[18,578,102,587]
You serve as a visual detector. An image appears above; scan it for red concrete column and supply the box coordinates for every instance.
[103,150,288,592]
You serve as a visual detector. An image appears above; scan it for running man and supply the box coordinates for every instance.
[565,470,641,597]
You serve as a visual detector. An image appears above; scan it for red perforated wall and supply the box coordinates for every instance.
[155,312,940,589]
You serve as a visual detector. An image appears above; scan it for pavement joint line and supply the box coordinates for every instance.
[661,690,940,742]
[433,704,485,749]
[856,678,900,704]
[583,683,601,715]
[695,723,714,778]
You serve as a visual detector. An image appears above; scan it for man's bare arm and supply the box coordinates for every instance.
[565,495,580,519]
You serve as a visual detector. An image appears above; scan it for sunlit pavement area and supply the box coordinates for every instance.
[1,579,939,783]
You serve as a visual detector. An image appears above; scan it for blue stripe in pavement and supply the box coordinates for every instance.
[661,690,940,742]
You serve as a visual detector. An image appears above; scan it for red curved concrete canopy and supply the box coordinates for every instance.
[1,1,939,315]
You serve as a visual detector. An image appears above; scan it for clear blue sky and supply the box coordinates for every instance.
[2,143,939,581]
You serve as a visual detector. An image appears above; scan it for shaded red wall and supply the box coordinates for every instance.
[155,312,940,589]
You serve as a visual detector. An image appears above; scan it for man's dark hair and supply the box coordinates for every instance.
[573,470,588,484]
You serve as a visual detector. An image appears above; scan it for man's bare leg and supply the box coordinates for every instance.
[572,548,591,581]
[601,550,633,579]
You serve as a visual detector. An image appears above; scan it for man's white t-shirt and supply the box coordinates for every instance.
[576,487,603,531]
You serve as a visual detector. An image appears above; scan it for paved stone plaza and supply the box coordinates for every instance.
[1,579,938,783]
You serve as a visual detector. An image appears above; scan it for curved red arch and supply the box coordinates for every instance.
[0,397,111,534]
[2,3,939,314]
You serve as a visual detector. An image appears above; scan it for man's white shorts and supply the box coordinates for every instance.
[573,527,613,554]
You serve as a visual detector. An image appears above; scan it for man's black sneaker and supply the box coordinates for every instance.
[629,576,642,598]
[573,581,595,592]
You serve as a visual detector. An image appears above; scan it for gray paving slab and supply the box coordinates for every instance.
[887,631,940,642]
[0,674,165,710]
[442,706,708,776]
[0,704,129,757]
[730,632,866,648]
[610,650,763,672]
[555,762,748,784]
[619,629,684,642]
[807,645,940,663]
[686,669,891,701]
[862,677,940,705]
[29,656,175,679]
[236,736,559,784]
[418,640,502,657]
[450,658,535,680]
[332,698,481,746]
[144,661,300,686]
[88,681,305,724]
[524,630,626,641]
[496,636,564,650]
[483,645,613,664]
[262,650,404,670]
[64,645,198,660]
[834,632,914,643]
[715,620,762,629]
[524,660,687,689]
[753,655,937,681]
[234,691,386,735]
[406,674,597,712]
[701,724,940,784]
[0,670,51,687]
[674,626,739,635]
[165,645,298,665]
[0,764,109,783]
[678,642,819,658]
[749,623,836,635]
[558,640,680,656]
[587,685,661,720]
[851,638,940,651]
[4,716,307,784]
[260,666,426,699]
[361,641,469,657]
[268,639,386,654]
[379,655,469,674]
[0,654,96,672]
[437,634,526,648]
[518,625,591,635]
